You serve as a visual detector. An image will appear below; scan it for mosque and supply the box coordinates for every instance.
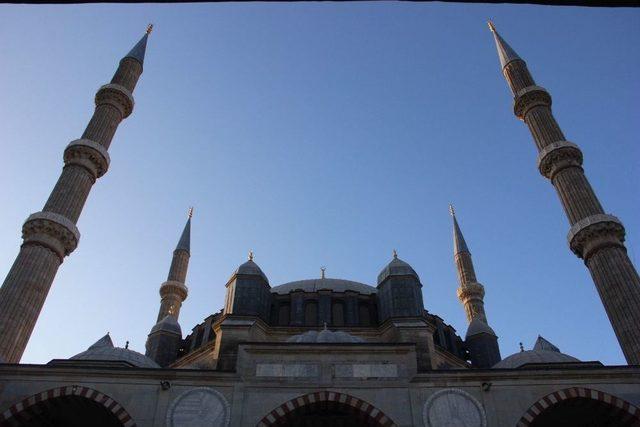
[0,21,639,427]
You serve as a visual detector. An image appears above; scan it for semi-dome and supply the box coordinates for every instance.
[150,315,182,336]
[271,278,376,295]
[493,336,579,369]
[230,258,269,284]
[70,334,159,368]
[287,328,366,343]
[465,318,497,339]
[377,252,420,285]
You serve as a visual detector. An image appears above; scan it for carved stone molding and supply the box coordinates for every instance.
[568,214,626,259]
[423,388,487,427]
[64,139,110,179]
[457,282,485,301]
[95,83,134,118]
[536,140,583,180]
[513,85,551,120]
[160,280,189,301]
[22,211,80,260]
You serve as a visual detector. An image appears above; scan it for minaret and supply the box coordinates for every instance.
[156,208,191,322]
[450,205,501,368]
[489,22,640,364]
[0,26,153,363]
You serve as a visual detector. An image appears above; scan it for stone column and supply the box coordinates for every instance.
[0,40,146,363]
[492,24,640,364]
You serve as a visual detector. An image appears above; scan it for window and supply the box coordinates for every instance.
[278,303,291,326]
[332,301,345,327]
[305,301,318,326]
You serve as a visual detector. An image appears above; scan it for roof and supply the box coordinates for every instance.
[175,216,191,253]
[488,22,522,69]
[271,278,376,295]
[377,256,419,285]
[493,336,579,369]
[452,215,470,254]
[465,318,496,339]
[124,33,149,68]
[287,328,366,343]
[150,315,182,336]
[70,334,159,368]
[230,259,269,284]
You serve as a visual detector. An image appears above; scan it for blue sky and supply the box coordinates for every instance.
[0,3,638,366]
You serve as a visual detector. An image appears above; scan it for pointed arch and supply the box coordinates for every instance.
[257,390,397,426]
[0,385,136,427]
[517,387,640,427]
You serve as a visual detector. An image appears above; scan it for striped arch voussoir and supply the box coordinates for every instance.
[257,391,397,427]
[0,385,136,427]
[516,387,640,427]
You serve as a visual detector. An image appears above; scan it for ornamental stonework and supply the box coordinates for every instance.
[513,85,551,119]
[95,83,135,118]
[167,387,230,427]
[21,211,80,260]
[536,140,583,179]
[63,139,110,179]
[567,214,626,259]
[423,388,486,427]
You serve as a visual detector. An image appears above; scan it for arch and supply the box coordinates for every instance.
[257,391,397,427]
[0,385,136,427]
[517,387,640,427]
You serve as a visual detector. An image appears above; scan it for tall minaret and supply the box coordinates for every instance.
[156,208,191,322]
[450,206,501,368]
[489,22,640,364]
[0,26,153,363]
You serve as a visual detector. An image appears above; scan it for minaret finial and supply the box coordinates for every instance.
[392,249,398,259]
[248,250,254,261]
[487,20,496,33]
[146,24,154,35]
[519,342,524,352]
[320,266,326,279]
[449,204,455,217]
[188,207,193,219]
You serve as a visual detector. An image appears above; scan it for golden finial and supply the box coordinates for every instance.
[449,204,455,217]
[392,249,398,259]
[248,250,254,261]
[487,21,496,33]
[188,207,193,219]
[146,24,154,35]
[320,266,326,279]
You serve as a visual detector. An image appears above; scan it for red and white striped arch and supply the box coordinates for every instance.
[517,386,640,427]
[0,385,136,427]
[257,390,397,427]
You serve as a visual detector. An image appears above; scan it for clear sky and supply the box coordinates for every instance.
[0,3,638,366]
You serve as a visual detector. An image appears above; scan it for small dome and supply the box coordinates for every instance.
[493,336,579,369]
[150,315,182,336]
[465,318,497,339]
[70,334,159,368]
[377,254,419,285]
[271,278,376,295]
[287,328,366,343]
[230,259,269,284]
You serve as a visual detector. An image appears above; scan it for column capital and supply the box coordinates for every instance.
[568,214,626,260]
[64,139,110,179]
[159,280,188,301]
[21,212,80,261]
[537,140,583,179]
[514,85,551,120]
[95,83,134,118]
[457,282,485,301]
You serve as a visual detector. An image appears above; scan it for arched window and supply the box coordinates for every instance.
[332,301,345,327]
[305,301,318,326]
[358,303,371,326]
[278,303,291,326]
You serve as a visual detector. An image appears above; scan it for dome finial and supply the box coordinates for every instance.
[248,250,254,261]
[519,342,524,352]
[392,249,398,259]
[320,266,326,279]
[323,322,328,330]
[146,24,154,35]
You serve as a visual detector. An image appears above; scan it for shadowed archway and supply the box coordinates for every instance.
[258,391,397,427]
[517,387,640,427]
[0,385,136,427]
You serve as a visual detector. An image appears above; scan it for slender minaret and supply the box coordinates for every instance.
[489,22,640,364]
[450,205,501,368]
[156,208,191,322]
[0,26,153,363]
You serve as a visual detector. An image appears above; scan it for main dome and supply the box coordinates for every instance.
[271,278,376,295]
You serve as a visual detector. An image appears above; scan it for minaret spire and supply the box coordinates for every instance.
[156,209,192,323]
[124,24,153,69]
[487,21,522,71]
[490,24,640,364]
[450,206,501,368]
[0,28,150,363]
